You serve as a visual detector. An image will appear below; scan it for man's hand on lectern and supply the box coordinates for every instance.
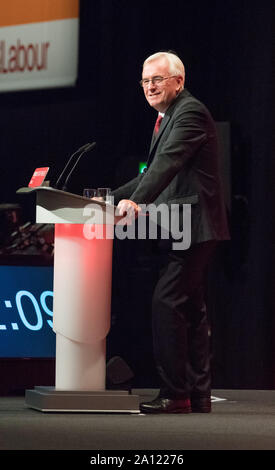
[91,196,104,202]
[116,199,141,224]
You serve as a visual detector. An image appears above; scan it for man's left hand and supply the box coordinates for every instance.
[116,199,141,224]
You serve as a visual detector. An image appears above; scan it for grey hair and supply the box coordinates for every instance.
[143,52,185,89]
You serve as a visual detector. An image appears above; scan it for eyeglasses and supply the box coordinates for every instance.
[139,75,177,88]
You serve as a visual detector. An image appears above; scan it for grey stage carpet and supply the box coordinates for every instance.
[1,389,275,451]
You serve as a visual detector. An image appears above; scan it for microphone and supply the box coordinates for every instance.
[62,142,97,191]
[54,142,91,189]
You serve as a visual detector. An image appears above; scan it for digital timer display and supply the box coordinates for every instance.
[0,266,55,357]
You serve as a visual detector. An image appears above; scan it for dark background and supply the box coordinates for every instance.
[0,0,273,390]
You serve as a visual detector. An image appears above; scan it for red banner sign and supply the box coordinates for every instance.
[28,167,49,187]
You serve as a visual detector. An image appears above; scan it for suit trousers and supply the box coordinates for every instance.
[151,240,217,399]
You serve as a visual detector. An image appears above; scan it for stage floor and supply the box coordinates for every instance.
[1,389,275,450]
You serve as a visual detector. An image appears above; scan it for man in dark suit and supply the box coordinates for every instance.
[112,51,230,413]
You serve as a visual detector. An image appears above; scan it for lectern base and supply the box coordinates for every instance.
[25,386,140,413]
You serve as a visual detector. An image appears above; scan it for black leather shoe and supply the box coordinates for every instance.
[191,397,211,413]
[140,397,191,414]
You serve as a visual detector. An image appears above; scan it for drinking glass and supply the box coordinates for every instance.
[96,187,112,203]
[83,188,96,198]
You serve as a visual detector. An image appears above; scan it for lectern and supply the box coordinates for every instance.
[17,186,140,413]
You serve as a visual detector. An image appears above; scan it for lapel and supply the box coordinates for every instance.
[147,89,190,164]
[149,113,170,155]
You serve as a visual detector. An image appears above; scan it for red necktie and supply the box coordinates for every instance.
[154,114,163,135]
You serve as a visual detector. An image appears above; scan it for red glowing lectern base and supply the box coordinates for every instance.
[53,223,113,391]
[17,187,140,413]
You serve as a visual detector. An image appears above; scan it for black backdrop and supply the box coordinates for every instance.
[0,0,273,389]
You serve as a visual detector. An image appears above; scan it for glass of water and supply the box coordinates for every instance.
[96,188,112,203]
[83,188,96,198]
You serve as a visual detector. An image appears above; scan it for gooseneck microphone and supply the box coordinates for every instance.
[62,142,97,191]
[54,142,92,189]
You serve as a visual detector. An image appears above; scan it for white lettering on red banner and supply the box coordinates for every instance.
[28,167,49,188]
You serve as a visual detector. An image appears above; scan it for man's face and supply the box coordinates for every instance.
[142,57,183,113]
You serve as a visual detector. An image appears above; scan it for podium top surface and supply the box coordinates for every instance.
[16,186,119,225]
[17,186,110,207]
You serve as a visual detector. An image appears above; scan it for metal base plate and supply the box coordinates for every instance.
[25,386,140,413]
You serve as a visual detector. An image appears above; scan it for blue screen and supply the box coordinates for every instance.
[0,266,55,357]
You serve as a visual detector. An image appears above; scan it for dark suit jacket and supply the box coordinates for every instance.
[112,89,230,244]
